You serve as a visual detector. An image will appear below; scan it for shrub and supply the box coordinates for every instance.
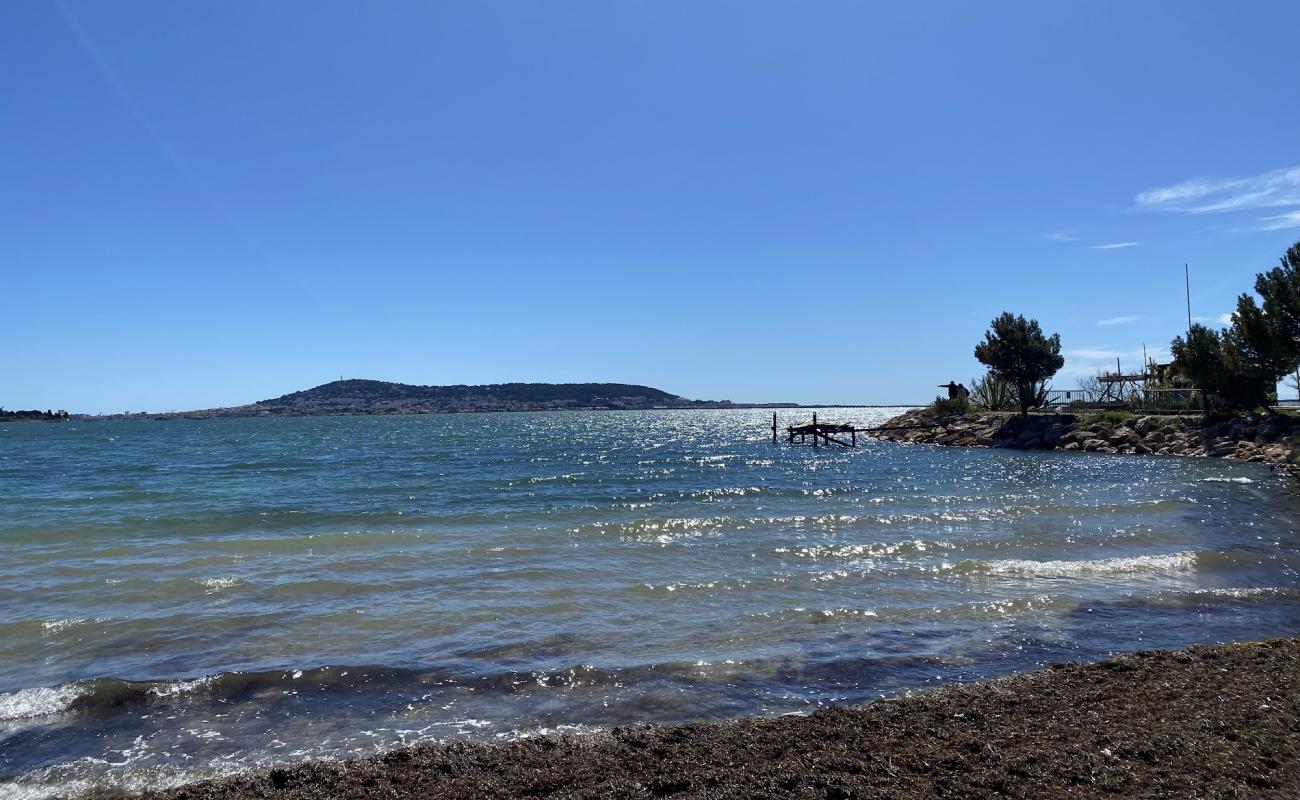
[929,395,971,416]
[969,372,1015,411]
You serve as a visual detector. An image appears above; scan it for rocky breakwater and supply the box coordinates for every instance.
[872,408,1300,476]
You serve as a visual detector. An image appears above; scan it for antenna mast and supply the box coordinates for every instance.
[1185,263,1192,334]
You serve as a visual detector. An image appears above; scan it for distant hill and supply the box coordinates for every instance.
[75,380,799,420]
[253,379,693,414]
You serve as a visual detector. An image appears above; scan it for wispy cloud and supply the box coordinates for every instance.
[1097,315,1142,326]
[1060,346,1170,379]
[1044,232,1083,243]
[1067,348,1130,361]
[1190,313,1235,327]
[1244,210,1300,231]
[1136,166,1300,214]
[1092,242,1140,250]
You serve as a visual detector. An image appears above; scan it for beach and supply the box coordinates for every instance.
[140,638,1300,799]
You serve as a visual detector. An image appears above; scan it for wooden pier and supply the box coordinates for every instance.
[769,412,940,448]
[772,412,863,447]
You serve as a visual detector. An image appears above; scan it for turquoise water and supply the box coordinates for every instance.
[2,409,1299,798]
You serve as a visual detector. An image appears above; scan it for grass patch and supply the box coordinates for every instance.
[1077,410,1135,428]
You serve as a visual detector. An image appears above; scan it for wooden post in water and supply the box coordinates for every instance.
[812,412,818,448]
[772,412,777,444]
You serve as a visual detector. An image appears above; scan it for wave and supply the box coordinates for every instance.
[0,685,86,721]
[967,551,1199,578]
[0,645,953,729]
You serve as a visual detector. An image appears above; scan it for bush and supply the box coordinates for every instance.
[969,372,1015,411]
[929,395,971,416]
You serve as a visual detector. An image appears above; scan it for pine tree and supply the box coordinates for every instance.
[1233,241,1300,378]
[973,313,1065,416]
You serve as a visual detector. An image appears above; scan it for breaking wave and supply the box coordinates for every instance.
[970,551,1200,577]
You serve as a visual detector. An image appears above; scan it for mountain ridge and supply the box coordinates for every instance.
[80,379,799,419]
[256,379,690,412]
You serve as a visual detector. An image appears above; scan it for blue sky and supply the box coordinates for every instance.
[3,1,1299,412]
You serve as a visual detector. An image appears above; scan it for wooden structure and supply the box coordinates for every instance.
[1095,371,1154,404]
[769,412,949,448]
[774,412,861,447]
[1042,361,1199,409]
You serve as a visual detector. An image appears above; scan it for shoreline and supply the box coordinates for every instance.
[134,639,1299,799]
[868,408,1300,479]
[64,405,916,422]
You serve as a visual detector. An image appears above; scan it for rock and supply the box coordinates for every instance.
[1062,442,1081,451]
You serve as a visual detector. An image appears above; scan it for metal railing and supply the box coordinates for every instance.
[1040,387,1202,411]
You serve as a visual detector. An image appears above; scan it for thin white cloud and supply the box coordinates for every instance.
[1190,313,1235,327]
[1217,312,1234,326]
[1066,348,1128,361]
[1097,315,1142,326]
[1092,242,1140,250]
[1136,166,1300,214]
[1044,232,1083,242]
[1246,210,1300,231]
[1059,346,1171,379]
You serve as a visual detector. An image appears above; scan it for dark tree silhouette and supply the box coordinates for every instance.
[973,313,1065,416]
[1232,241,1300,377]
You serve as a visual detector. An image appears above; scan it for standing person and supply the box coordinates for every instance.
[938,382,960,399]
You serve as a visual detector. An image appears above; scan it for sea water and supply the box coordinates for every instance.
[2,409,1298,798]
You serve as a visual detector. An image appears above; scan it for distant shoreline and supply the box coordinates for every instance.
[66,404,924,421]
[28,377,932,421]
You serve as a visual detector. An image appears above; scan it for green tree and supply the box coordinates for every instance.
[1233,240,1300,377]
[973,312,1065,416]
[1170,324,1228,398]
[1170,323,1274,410]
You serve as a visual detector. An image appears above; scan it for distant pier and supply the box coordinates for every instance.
[770,411,935,448]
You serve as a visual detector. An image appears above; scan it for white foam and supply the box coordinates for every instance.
[1200,476,1255,484]
[0,685,83,721]
[983,551,1198,577]
[41,618,90,635]
[196,577,242,592]
[1186,586,1284,599]
[149,676,216,699]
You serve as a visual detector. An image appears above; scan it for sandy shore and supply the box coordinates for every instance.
[136,639,1299,799]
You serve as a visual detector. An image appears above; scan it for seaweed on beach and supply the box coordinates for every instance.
[139,639,1299,799]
